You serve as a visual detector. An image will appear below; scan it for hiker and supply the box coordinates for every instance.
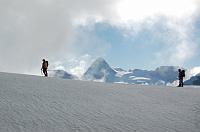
[41,59,48,77]
[178,69,185,87]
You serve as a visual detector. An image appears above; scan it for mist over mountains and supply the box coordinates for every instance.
[49,70,77,80]
[51,58,200,86]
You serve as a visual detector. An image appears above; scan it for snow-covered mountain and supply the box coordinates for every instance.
[83,58,179,85]
[83,58,118,82]
[118,66,178,85]
[49,70,77,79]
[185,73,200,85]
[49,58,200,86]
[119,69,156,85]
[185,66,200,80]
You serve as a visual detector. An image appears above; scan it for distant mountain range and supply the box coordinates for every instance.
[185,73,200,85]
[50,58,200,86]
[83,58,179,85]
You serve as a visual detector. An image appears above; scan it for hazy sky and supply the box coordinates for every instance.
[0,0,200,76]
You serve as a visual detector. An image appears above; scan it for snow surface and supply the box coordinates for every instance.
[114,68,132,78]
[130,77,151,80]
[1,72,200,132]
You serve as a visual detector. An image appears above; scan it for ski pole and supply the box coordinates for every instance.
[41,69,43,76]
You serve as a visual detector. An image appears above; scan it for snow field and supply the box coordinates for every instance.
[0,72,200,132]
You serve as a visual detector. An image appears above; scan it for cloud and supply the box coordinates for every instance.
[114,0,199,69]
[152,18,197,67]
[113,0,198,25]
[50,54,95,78]
[114,0,200,66]
[0,0,199,75]
[113,0,199,68]
[0,0,118,74]
[69,55,94,78]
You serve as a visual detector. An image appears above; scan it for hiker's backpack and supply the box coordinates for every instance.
[43,61,48,69]
[182,70,185,77]
[46,61,48,67]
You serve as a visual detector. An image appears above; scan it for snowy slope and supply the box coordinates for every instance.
[1,72,200,132]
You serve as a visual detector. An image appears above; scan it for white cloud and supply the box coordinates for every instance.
[0,0,117,74]
[156,17,198,67]
[50,54,95,78]
[0,0,199,74]
[68,54,94,78]
[115,0,197,23]
[114,0,199,68]
[69,60,88,78]
[162,41,197,66]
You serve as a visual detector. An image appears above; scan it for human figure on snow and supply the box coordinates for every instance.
[178,69,185,87]
[41,59,48,77]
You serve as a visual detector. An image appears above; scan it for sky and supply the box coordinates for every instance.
[0,0,200,77]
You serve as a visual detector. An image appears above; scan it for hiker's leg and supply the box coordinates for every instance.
[182,80,184,87]
[45,70,47,77]
[178,79,181,87]
[42,69,45,76]
[43,69,47,77]
[180,78,183,87]
[46,70,48,77]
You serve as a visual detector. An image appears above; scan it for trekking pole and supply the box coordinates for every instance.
[41,69,43,76]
